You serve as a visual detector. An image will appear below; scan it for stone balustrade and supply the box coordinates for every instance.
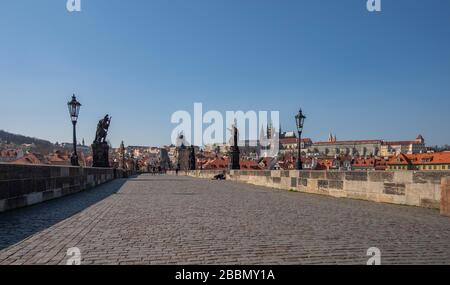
[441,177,450,216]
[173,169,450,214]
[0,163,130,213]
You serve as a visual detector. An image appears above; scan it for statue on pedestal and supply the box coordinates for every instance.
[228,120,240,170]
[189,145,196,171]
[92,115,112,168]
[119,140,126,170]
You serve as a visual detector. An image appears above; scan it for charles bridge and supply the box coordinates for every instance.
[1,163,450,264]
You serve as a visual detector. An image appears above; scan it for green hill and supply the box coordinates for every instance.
[0,130,54,153]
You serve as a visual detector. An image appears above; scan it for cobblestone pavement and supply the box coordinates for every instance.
[1,174,450,265]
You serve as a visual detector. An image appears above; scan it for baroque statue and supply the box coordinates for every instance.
[94,114,111,144]
[92,114,112,168]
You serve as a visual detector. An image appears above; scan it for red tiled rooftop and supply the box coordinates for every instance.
[387,152,450,165]
[11,153,42,165]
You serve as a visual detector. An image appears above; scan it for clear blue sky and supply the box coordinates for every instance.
[1,0,449,147]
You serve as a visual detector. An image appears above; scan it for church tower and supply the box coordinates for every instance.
[267,122,273,139]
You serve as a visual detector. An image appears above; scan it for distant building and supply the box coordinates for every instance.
[280,131,296,139]
[0,149,24,162]
[387,152,450,171]
[202,156,261,170]
[60,141,90,155]
[11,152,44,165]
[308,134,382,157]
[352,157,387,171]
[46,150,71,166]
[380,135,426,157]
[204,143,228,154]
[279,137,313,153]
[127,146,153,159]
[202,156,229,170]
[204,140,260,159]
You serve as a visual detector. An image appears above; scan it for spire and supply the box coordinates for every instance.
[416,134,424,144]
[267,121,273,139]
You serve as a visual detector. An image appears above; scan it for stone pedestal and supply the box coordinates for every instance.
[441,177,450,217]
[188,147,196,170]
[177,147,190,171]
[229,146,240,170]
[92,142,110,168]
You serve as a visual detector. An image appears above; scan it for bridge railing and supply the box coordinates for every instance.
[170,169,450,215]
[442,177,450,216]
[0,163,129,213]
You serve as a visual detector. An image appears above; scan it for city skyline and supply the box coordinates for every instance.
[2,1,450,269]
[1,1,449,147]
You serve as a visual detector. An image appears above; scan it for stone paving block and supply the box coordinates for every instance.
[1,175,450,265]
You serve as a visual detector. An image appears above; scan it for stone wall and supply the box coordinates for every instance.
[0,163,129,213]
[176,169,450,211]
[441,177,450,216]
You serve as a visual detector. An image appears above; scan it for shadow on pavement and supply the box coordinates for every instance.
[0,178,127,250]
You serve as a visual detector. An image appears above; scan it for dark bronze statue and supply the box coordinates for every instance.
[227,119,239,147]
[233,124,238,147]
[189,145,196,170]
[94,114,111,144]
[92,114,112,168]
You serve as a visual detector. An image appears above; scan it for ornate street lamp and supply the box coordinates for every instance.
[119,141,126,170]
[67,94,81,166]
[199,149,204,170]
[295,109,306,170]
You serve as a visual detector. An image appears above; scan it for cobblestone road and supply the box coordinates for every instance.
[1,174,450,265]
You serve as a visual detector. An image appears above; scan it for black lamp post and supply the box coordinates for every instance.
[199,149,204,170]
[295,109,306,170]
[67,94,81,166]
[119,141,126,170]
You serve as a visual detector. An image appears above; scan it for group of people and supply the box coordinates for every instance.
[148,166,166,175]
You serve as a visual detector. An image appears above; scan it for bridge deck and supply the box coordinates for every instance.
[1,174,449,265]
